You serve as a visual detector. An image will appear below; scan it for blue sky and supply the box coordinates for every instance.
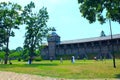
[1,0,120,49]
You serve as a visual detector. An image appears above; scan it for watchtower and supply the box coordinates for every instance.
[47,28,60,60]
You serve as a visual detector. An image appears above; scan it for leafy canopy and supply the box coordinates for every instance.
[22,2,51,61]
[78,0,120,24]
[0,2,22,64]
[0,2,22,46]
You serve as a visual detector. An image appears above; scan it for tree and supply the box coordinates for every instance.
[78,0,118,68]
[0,2,22,64]
[16,46,23,52]
[78,0,120,24]
[100,30,106,37]
[22,2,51,64]
[9,50,22,61]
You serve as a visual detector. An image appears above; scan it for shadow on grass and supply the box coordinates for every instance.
[0,63,58,68]
[115,74,120,78]
[23,63,58,67]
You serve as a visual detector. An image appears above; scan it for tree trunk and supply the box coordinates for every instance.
[4,29,9,64]
[4,37,9,64]
[4,53,8,64]
[28,57,32,64]
[28,47,34,64]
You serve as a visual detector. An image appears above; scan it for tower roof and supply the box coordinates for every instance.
[50,28,60,37]
[47,28,60,42]
[51,31,59,37]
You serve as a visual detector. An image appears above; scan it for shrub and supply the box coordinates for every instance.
[56,54,75,60]
[86,53,98,59]
[114,51,120,59]
[9,51,22,60]
[34,56,42,61]
[0,51,5,59]
[23,57,29,61]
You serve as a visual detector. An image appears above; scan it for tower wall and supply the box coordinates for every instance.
[41,35,120,60]
[47,30,60,60]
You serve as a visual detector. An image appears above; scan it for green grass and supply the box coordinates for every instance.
[0,59,120,79]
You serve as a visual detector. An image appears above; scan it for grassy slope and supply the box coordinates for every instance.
[0,60,120,79]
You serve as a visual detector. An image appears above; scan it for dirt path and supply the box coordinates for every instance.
[0,71,119,80]
[0,71,65,80]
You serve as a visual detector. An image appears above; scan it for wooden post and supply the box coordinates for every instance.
[109,19,116,68]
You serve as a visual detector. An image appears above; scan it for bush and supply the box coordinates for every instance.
[34,56,42,61]
[0,51,5,59]
[23,57,29,61]
[114,51,120,59]
[86,53,98,59]
[9,51,22,60]
[56,54,75,60]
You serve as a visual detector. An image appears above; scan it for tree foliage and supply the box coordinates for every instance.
[100,30,106,37]
[16,46,23,52]
[78,0,120,24]
[0,28,6,49]
[9,51,22,60]
[0,2,22,64]
[22,2,51,64]
[0,51,5,59]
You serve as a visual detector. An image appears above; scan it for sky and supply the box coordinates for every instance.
[1,0,120,49]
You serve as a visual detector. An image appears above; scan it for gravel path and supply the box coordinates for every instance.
[0,71,119,80]
[0,71,65,80]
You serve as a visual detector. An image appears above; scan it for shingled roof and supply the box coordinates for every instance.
[60,34,120,44]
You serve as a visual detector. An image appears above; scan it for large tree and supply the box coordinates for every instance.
[0,2,22,64]
[78,0,120,24]
[78,0,119,68]
[22,2,51,64]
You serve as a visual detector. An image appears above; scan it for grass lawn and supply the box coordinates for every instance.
[0,59,120,79]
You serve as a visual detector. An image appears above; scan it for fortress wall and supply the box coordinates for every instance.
[41,38,120,59]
